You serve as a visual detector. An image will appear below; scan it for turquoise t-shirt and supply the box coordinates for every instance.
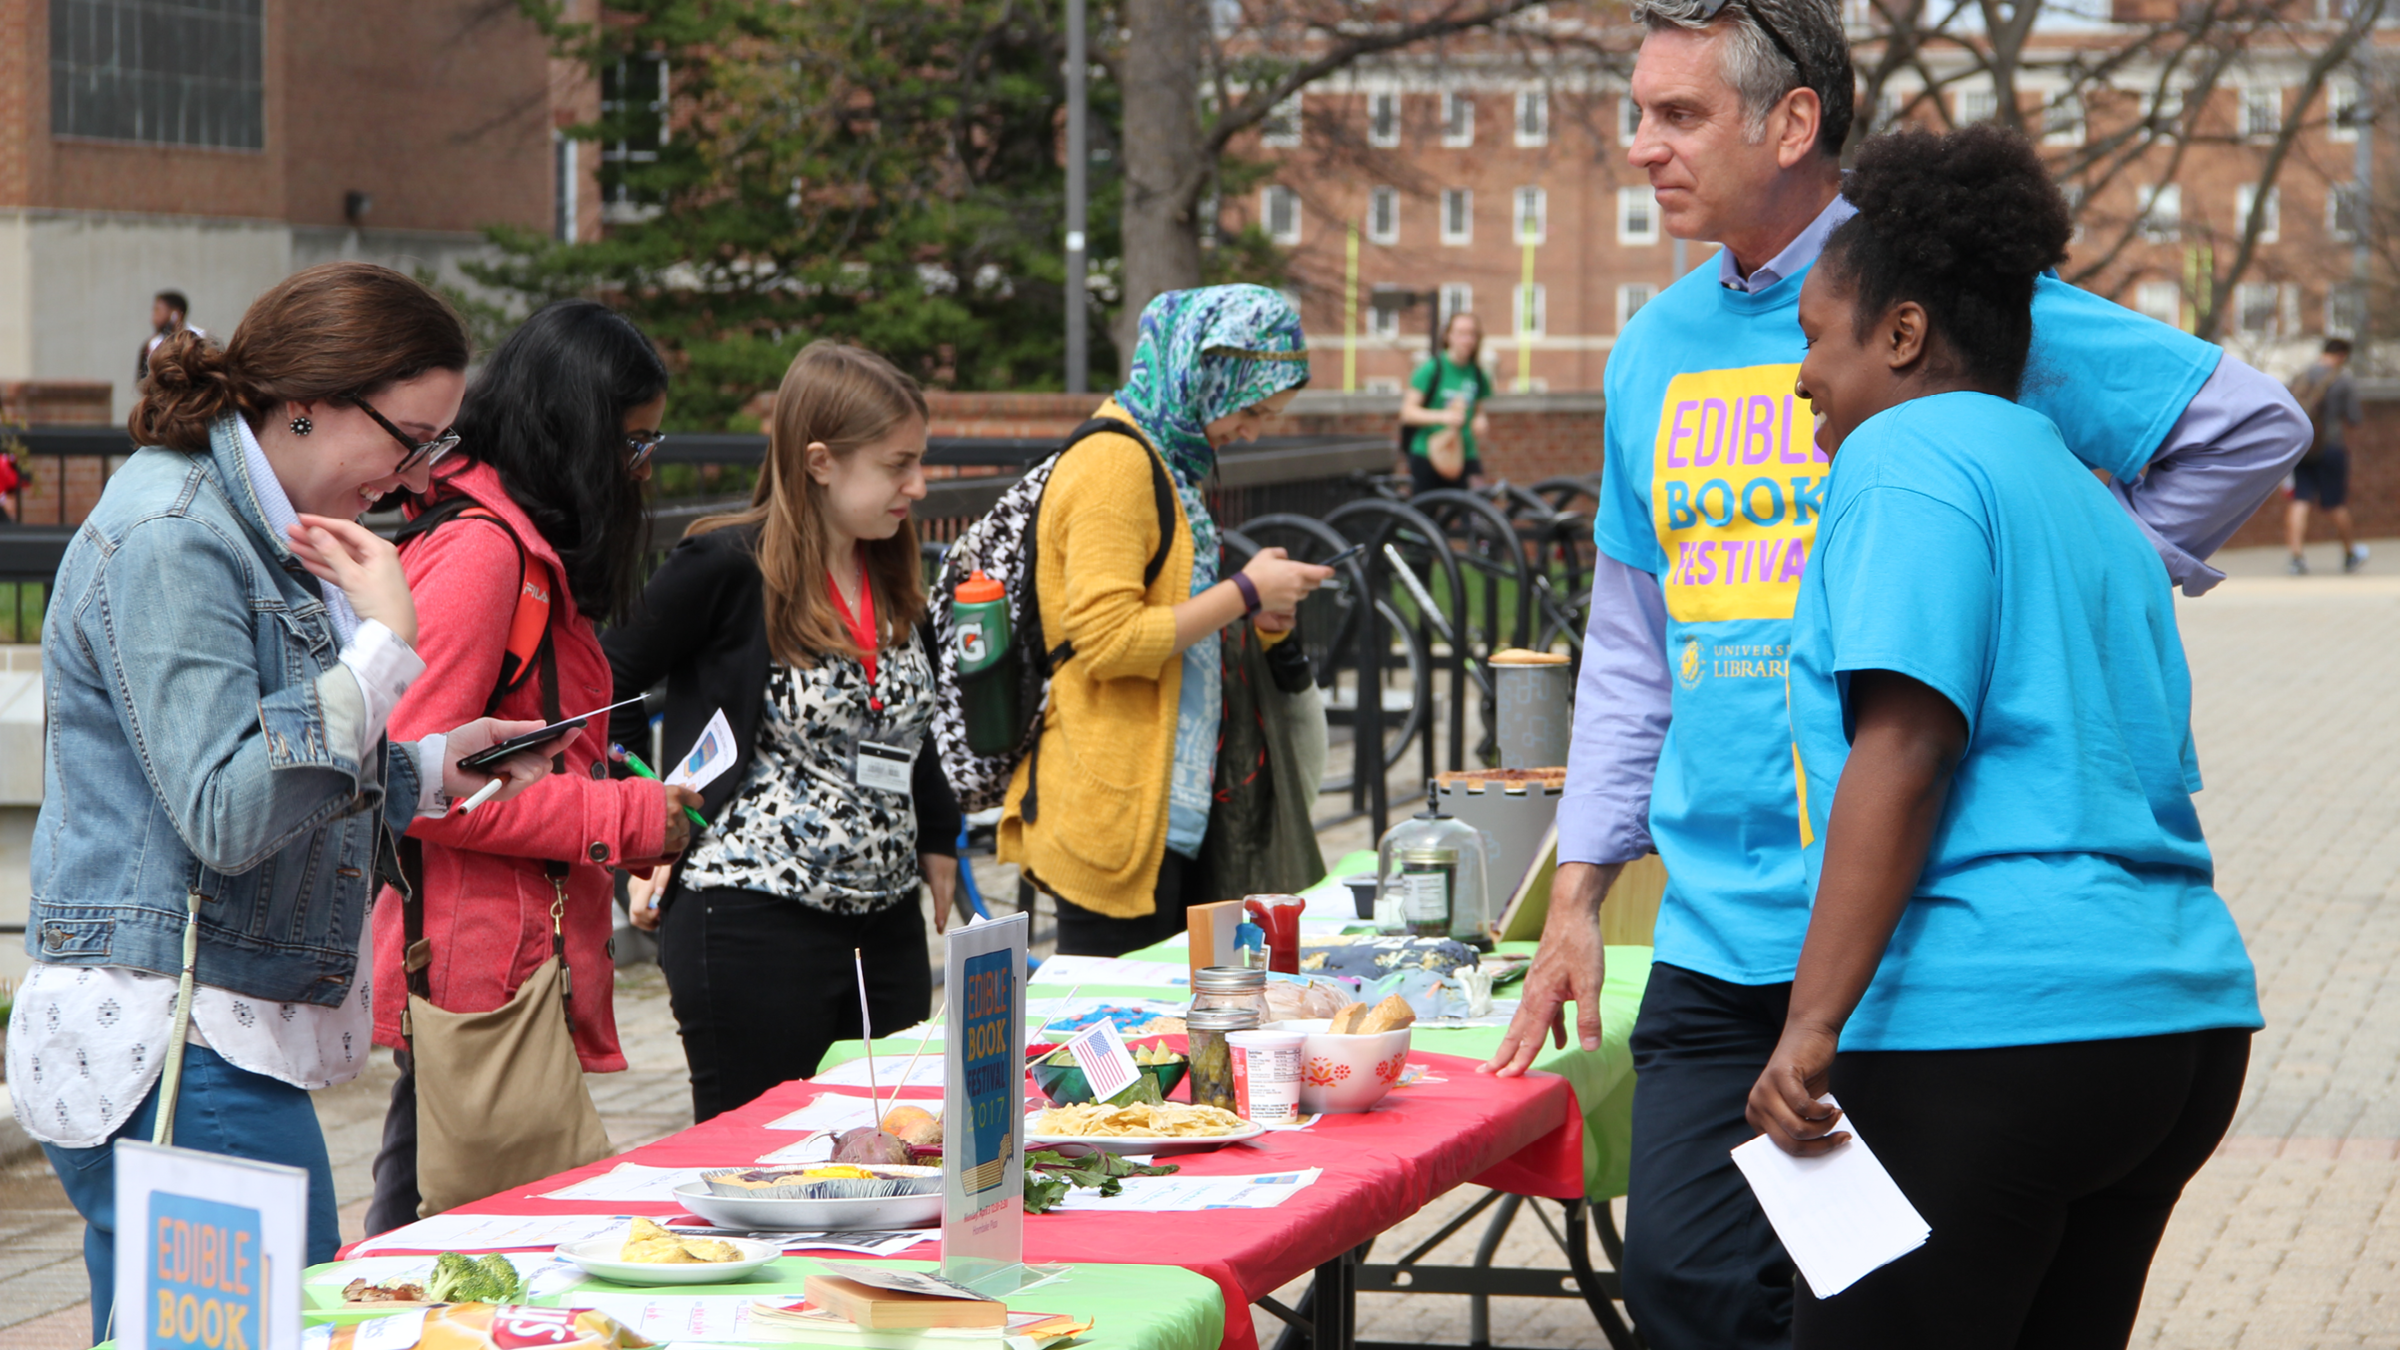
[1594,264,2224,986]
[1787,393,2260,1050]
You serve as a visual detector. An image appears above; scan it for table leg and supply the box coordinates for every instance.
[1314,1247,1358,1350]
[1560,1199,1641,1350]
[1467,1194,1524,1348]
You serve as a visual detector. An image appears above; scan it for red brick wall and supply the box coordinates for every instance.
[1,381,110,425]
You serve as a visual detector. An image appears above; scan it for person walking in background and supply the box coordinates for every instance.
[137,289,203,385]
[2285,337,2368,575]
[1397,310,1495,494]
[364,300,701,1232]
[604,340,962,1122]
[5,263,555,1338]
[1478,0,2306,1344]
[997,285,1333,957]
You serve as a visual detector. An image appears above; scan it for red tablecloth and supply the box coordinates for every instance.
[349,1050,1580,1350]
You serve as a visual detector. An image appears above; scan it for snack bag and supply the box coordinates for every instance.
[303,1304,652,1350]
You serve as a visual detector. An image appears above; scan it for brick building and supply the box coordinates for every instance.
[0,0,601,419]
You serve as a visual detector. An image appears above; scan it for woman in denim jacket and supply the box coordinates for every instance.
[3,263,556,1339]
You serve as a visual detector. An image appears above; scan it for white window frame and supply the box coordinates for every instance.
[1515,186,1547,244]
[1368,303,1400,339]
[2329,284,2367,338]
[1617,185,1658,245]
[1617,282,1658,330]
[1516,88,1549,146]
[1960,88,1997,123]
[2042,92,2085,146]
[2140,183,2181,243]
[2241,85,2283,140]
[1441,188,1473,245]
[1368,90,1400,147]
[2233,280,2280,336]
[2150,86,2184,133]
[1368,185,1399,245]
[1261,95,1302,149]
[1876,89,1909,132]
[1442,91,1475,147]
[600,54,670,217]
[1439,283,1474,329]
[1618,93,1641,144]
[2330,180,2364,241]
[2329,79,2362,142]
[1515,282,1547,337]
[2235,184,2281,244]
[1262,185,1301,244]
[2134,280,2183,328]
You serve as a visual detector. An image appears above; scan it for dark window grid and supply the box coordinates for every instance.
[599,56,669,204]
[51,0,263,150]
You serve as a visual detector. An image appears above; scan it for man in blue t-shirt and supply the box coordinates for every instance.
[1477,0,2310,1346]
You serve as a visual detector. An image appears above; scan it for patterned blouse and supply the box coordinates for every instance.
[679,630,934,914]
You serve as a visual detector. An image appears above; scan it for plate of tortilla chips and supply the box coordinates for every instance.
[556,1217,778,1285]
[1026,1100,1264,1154]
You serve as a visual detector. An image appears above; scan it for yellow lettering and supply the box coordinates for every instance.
[202,1298,224,1348]
[222,1303,251,1350]
[178,1293,202,1342]
[230,1233,251,1296]
[157,1290,178,1337]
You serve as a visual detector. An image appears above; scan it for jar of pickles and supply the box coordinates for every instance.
[1185,1006,1262,1112]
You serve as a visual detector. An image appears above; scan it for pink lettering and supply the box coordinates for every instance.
[1780,395,1811,464]
[1759,539,1784,577]
[1693,541,1718,584]
[1666,401,1697,468]
[1744,396,1776,464]
[1694,399,1727,467]
[1778,539,1809,582]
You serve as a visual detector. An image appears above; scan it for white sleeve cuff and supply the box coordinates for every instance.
[337,620,429,746]
[412,733,450,817]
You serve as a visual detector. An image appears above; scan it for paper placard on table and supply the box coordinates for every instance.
[943,911,1028,1293]
[663,1227,931,1259]
[812,1055,948,1090]
[764,1095,884,1132]
[541,1164,714,1203]
[559,1293,773,1343]
[666,708,739,791]
[756,1135,838,1165]
[1027,954,1190,988]
[1046,1168,1322,1212]
[348,1212,631,1255]
[1062,1020,1140,1101]
[1730,1097,1929,1297]
[116,1141,307,1350]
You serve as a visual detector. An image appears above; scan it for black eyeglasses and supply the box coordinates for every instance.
[351,395,463,476]
[1695,0,1809,90]
[626,429,667,470]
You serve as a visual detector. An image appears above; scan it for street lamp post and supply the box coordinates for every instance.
[1065,0,1089,394]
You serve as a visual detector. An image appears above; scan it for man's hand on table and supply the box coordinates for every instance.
[1481,860,1620,1077]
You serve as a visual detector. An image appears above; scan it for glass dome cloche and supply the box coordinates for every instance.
[1374,800,1494,949]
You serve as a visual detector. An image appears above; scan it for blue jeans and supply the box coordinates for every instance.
[44,1044,340,1345]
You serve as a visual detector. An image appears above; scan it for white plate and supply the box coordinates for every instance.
[1025,1120,1267,1155]
[671,1180,944,1231]
[553,1235,778,1286]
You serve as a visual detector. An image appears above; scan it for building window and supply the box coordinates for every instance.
[1876,89,1910,132]
[1365,376,1403,394]
[1369,90,1399,147]
[1368,302,1400,339]
[2134,280,2183,328]
[1442,91,1475,147]
[1515,187,1547,244]
[1261,95,1302,148]
[2329,80,2362,142]
[2233,282,2281,335]
[1368,186,1399,245]
[601,55,670,216]
[1618,185,1659,245]
[1442,188,1473,245]
[2235,184,2280,244]
[2042,93,2085,146]
[1515,283,1547,336]
[554,134,577,242]
[2139,184,2180,243]
[1617,283,1658,330]
[1262,185,1301,244]
[1960,88,1997,123]
[2241,86,2282,139]
[1439,284,1474,332]
[50,0,265,149]
[2329,285,2367,338]
[2150,87,2184,134]
[1618,94,1641,144]
[1516,89,1549,146]
[2331,181,2365,240]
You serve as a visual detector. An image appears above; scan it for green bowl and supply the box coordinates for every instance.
[1031,1056,1189,1106]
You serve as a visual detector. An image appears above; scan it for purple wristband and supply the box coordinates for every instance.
[1230,572,1263,616]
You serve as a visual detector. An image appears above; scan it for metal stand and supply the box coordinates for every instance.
[1262,1197,1642,1350]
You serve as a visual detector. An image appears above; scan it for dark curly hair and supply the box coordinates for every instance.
[1821,124,2072,397]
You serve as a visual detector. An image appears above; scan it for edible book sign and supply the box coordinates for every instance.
[115,1140,305,1350]
[942,911,1028,1292]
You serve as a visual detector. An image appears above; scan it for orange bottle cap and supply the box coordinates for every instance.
[955,570,1006,604]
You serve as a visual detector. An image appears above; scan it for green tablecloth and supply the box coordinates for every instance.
[300,1255,1225,1350]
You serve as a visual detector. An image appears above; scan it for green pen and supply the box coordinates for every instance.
[615,743,708,827]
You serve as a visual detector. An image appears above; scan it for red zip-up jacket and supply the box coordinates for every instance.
[371,461,672,1071]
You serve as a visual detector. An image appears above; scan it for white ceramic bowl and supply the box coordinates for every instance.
[554,1235,779,1285]
[1272,1018,1413,1113]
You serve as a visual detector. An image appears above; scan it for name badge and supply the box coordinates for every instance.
[855,739,915,795]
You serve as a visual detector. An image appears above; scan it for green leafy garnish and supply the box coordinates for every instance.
[1023,1149,1179,1215]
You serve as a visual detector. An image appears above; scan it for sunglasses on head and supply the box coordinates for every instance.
[351,395,463,476]
[1694,0,1809,88]
[626,429,667,470]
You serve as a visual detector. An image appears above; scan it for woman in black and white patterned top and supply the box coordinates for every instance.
[604,341,961,1121]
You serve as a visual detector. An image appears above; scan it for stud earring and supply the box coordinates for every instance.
[289,415,313,436]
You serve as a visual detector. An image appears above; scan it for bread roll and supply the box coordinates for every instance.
[1358,996,1417,1034]
[1329,1002,1368,1034]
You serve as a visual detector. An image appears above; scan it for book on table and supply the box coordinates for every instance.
[801,1274,1013,1329]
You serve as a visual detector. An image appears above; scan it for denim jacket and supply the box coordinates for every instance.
[27,415,422,1006]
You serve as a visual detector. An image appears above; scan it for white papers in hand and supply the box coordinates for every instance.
[666,708,739,792]
[1730,1098,1928,1297]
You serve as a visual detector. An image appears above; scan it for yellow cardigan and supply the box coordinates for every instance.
[996,402,1196,919]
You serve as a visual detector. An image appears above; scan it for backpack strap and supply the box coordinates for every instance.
[394,498,557,716]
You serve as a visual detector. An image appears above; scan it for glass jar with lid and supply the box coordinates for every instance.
[1185,1005,1261,1112]
[1375,802,1493,946]
[1190,965,1270,1024]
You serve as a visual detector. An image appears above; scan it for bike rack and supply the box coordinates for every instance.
[1326,498,1475,781]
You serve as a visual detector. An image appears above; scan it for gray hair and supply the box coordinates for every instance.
[1632,0,1852,154]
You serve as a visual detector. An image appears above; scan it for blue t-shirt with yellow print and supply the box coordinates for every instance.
[1594,258,2223,988]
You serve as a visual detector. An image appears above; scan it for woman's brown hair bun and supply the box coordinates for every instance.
[127,263,471,454]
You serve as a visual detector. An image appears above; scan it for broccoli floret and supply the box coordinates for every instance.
[424,1251,521,1304]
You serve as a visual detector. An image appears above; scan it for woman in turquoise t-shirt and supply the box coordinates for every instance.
[1398,311,1493,494]
[1749,127,2260,1348]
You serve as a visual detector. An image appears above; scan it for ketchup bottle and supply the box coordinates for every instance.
[1242,894,1306,975]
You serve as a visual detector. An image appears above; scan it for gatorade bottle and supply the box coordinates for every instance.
[954,570,1021,754]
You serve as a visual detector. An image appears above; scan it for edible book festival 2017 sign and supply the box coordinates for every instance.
[942,911,1028,1293]
[116,1140,305,1350]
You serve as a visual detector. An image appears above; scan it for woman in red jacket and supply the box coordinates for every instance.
[365,301,701,1230]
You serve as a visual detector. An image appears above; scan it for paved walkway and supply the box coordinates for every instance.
[5,537,2400,1347]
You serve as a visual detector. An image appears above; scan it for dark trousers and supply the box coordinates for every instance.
[365,1048,422,1237]
[659,887,932,1122]
[1050,842,1214,958]
[1622,962,1798,1350]
[1797,1028,2251,1350]
[1407,453,1480,497]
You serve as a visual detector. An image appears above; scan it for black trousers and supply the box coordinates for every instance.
[1050,842,1214,958]
[658,888,932,1122]
[1797,1027,2251,1350]
[1407,453,1480,497]
[1622,962,1798,1350]
[365,1049,422,1238]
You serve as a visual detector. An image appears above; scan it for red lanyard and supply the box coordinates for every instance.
[827,555,881,710]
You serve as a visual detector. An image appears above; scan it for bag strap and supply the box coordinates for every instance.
[395,499,556,715]
[1036,417,1177,673]
[150,888,206,1146]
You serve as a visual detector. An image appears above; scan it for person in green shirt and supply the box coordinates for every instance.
[1399,310,1495,494]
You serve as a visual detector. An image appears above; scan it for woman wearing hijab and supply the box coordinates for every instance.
[996,285,1334,957]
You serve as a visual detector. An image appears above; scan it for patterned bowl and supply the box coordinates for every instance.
[1271,1020,1413,1114]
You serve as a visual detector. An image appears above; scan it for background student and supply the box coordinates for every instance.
[2285,336,2368,574]
[1753,125,2259,1348]
[364,300,700,1231]
[1396,310,1495,493]
[605,340,961,1122]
